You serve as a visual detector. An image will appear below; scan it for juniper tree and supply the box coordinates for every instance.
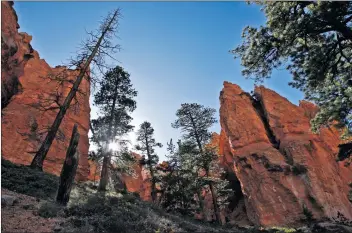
[172,103,223,224]
[91,66,137,191]
[232,1,352,137]
[135,121,162,202]
[31,9,122,170]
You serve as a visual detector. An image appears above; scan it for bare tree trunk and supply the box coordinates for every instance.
[208,181,222,225]
[30,10,120,170]
[99,152,110,191]
[56,124,80,205]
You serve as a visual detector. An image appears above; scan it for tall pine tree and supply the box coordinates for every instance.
[92,66,137,191]
[135,121,162,202]
[172,103,223,224]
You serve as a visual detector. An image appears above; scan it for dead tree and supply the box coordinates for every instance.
[30,9,121,170]
[56,124,80,206]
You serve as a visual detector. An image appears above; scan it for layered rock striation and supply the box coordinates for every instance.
[216,81,352,227]
[1,1,90,180]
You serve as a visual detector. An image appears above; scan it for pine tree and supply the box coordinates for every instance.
[31,9,121,170]
[232,2,352,137]
[158,139,199,215]
[172,103,224,224]
[91,66,137,191]
[135,121,162,202]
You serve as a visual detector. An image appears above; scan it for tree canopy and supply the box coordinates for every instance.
[135,121,163,202]
[232,1,352,136]
[91,65,137,191]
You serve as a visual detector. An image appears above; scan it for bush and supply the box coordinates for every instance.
[302,205,314,223]
[38,201,63,218]
[65,195,160,233]
[292,164,308,175]
[1,159,59,200]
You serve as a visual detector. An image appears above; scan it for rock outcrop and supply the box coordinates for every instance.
[121,153,153,201]
[1,1,90,181]
[216,81,352,227]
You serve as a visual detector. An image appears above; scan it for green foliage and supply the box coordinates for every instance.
[63,191,241,233]
[291,164,308,175]
[1,159,58,200]
[169,103,231,223]
[159,140,200,216]
[172,103,217,147]
[232,2,352,136]
[302,205,314,222]
[269,227,297,233]
[135,121,163,202]
[91,65,138,190]
[38,201,63,218]
[91,65,137,145]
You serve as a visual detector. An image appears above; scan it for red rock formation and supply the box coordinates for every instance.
[217,81,352,227]
[1,1,90,181]
[87,159,101,182]
[122,153,152,201]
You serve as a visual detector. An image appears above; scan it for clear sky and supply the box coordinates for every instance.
[14,2,304,161]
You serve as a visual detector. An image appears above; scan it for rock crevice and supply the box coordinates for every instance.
[1,1,91,181]
[216,81,352,227]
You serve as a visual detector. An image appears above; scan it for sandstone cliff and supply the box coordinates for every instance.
[1,1,90,181]
[216,81,352,227]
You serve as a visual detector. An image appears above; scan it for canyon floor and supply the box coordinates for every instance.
[2,159,352,233]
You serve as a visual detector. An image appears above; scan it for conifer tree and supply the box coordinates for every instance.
[135,121,162,202]
[159,139,200,215]
[232,2,352,136]
[172,103,224,224]
[92,66,137,191]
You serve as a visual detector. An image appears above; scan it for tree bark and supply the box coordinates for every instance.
[98,148,110,191]
[208,179,222,225]
[98,74,120,191]
[30,10,119,170]
[56,124,80,206]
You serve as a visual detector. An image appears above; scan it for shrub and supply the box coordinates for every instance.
[292,164,308,175]
[302,205,314,223]
[1,159,58,200]
[38,201,63,218]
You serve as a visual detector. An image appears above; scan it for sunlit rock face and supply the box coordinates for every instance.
[1,1,90,181]
[215,81,352,227]
[121,153,153,201]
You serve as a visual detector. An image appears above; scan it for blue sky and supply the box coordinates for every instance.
[15,2,304,161]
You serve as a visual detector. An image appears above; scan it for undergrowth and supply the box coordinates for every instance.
[2,159,351,233]
[1,158,58,200]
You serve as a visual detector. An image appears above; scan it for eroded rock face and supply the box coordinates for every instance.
[122,153,152,201]
[217,81,352,227]
[1,1,90,181]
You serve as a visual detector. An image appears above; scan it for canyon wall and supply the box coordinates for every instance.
[1,1,91,181]
[216,81,352,227]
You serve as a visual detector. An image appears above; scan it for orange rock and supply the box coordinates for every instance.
[216,82,352,227]
[122,153,152,201]
[1,1,90,181]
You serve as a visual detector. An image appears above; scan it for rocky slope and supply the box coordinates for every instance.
[1,1,90,180]
[215,81,352,227]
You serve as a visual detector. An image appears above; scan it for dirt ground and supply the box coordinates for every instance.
[1,188,63,233]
